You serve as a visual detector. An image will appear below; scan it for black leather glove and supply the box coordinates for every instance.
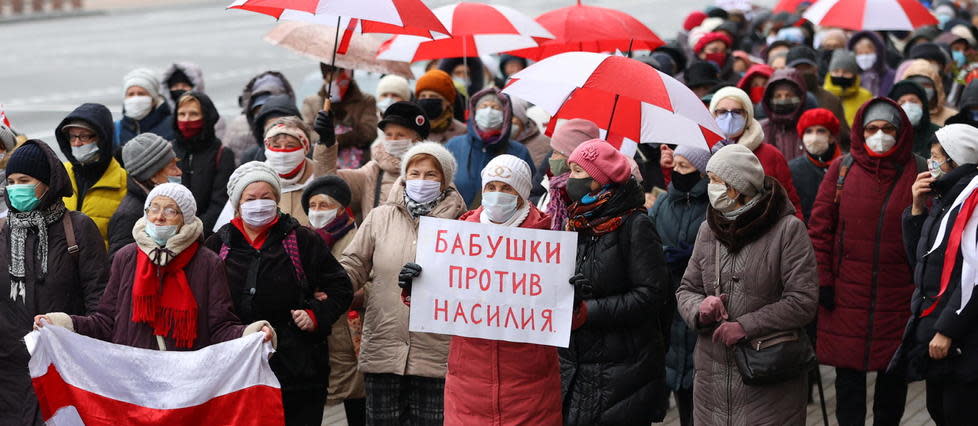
[569,273,593,307]
[819,286,835,311]
[398,263,423,291]
[314,110,336,147]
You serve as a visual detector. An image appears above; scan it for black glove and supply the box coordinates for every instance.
[569,273,593,307]
[398,263,423,290]
[314,111,336,147]
[819,286,835,311]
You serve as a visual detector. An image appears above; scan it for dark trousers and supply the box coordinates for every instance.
[674,388,694,426]
[345,397,366,426]
[926,379,978,426]
[282,388,328,426]
[835,368,908,426]
[364,373,444,426]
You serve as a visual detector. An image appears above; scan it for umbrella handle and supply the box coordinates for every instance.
[325,15,342,102]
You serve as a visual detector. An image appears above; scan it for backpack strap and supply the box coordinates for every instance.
[214,145,225,169]
[834,154,855,204]
[62,213,79,257]
[283,230,306,283]
[113,120,122,148]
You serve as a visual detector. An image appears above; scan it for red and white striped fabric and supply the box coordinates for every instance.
[227,0,448,39]
[0,104,10,127]
[27,325,283,426]
[377,2,553,63]
[802,0,938,31]
[502,52,724,156]
[924,176,978,318]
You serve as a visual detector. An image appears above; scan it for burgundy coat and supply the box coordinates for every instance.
[71,243,246,351]
[444,205,563,426]
[808,98,917,371]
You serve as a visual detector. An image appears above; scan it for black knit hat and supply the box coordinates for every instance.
[301,175,352,213]
[786,45,818,68]
[378,101,430,139]
[685,61,722,89]
[909,42,950,69]
[6,142,50,185]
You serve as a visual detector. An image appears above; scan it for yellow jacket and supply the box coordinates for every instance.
[63,159,128,248]
[823,74,874,127]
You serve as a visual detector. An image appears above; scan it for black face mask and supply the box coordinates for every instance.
[566,177,595,202]
[170,89,187,103]
[671,170,702,193]
[771,99,800,114]
[830,76,855,89]
[418,98,444,120]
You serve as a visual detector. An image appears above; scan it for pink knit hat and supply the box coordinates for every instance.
[550,119,600,157]
[568,139,632,185]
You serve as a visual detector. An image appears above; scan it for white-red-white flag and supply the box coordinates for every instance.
[26,325,284,425]
[0,105,11,127]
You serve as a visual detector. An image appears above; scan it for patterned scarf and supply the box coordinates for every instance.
[315,208,356,249]
[430,106,455,133]
[546,172,571,231]
[404,190,447,219]
[567,178,645,236]
[8,202,66,302]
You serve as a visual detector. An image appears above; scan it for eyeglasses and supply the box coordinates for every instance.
[865,124,898,134]
[714,109,746,118]
[145,205,182,219]
[67,134,96,143]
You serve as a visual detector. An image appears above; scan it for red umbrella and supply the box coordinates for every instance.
[502,52,724,155]
[803,0,938,31]
[505,1,664,61]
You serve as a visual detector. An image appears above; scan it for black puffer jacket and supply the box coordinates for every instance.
[171,92,235,233]
[0,140,109,425]
[559,179,670,425]
[891,165,978,382]
[107,177,149,257]
[205,214,352,391]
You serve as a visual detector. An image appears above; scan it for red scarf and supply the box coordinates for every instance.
[131,242,200,348]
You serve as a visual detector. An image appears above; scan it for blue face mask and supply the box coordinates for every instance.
[145,221,178,247]
[7,184,41,212]
[167,175,182,184]
[953,50,967,67]
[970,110,978,122]
[715,112,747,139]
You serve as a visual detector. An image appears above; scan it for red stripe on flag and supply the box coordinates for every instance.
[32,364,285,426]
[926,187,978,317]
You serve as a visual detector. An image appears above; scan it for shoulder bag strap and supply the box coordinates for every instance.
[62,213,79,257]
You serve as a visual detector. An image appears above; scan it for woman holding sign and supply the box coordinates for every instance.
[675,144,817,425]
[340,142,467,425]
[559,139,671,425]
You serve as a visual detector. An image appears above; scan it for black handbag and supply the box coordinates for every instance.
[714,242,817,386]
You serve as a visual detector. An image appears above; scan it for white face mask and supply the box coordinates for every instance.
[475,107,504,130]
[377,97,396,113]
[308,208,338,229]
[405,179,442,204]
[865,130,897,154]
[510,123,522,139]
[123,96,154,120]
[855,53,877,71]
[902,102,924,126]
[803,133,830,156]
[481,191,519,223]
[707,182,738,213]
[240,199,278,227]
[265,148,306,176]
[928,158,947,179]
[71,143,100,165]
[383,139,413,158]
[453,76,470,88]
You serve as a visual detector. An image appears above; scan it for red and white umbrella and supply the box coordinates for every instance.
[377,2,553,63]
[802,0,938,31]
[502,52,724,156]
[228,0,448,38]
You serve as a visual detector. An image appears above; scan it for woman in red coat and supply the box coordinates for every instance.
[807,97,917,425]
[399,154,562,426]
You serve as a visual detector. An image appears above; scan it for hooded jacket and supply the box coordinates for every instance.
[161,62,227,140]
[439,57,486,97]
[760,68,809,161]
[888,80,941,158]
[56,103,129,247]
[823,73,875,126]
[808,98,918,371]
[511,98,551,166]
[848,31,897,96]
[171,92,235,232]
[900,59,959,126]
[224,71,295,164]
[446,88,535,207]
[736,64,774,118]
[243,94,303,163]
[945,80,978,127]
[301,79,379,152]
[0,140,109,425]
[444,205,562,426]
[116,100,175,148]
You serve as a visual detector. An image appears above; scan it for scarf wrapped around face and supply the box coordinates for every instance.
[546,172,571,231]
[315,208,356,249]
[8,202,67,302]
[567,178,645,235]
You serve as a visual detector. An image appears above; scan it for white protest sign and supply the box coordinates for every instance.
[409,216,577,348]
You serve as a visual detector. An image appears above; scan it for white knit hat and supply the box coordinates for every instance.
[705,144,765,197]
[710,86,755,123]
[145,183,197,219]
[227,161,282,208]
[401,142,457,186]
[936,124,978,165]
[123,68,162,101]
[481,154,531,200]
[376,75,411,101]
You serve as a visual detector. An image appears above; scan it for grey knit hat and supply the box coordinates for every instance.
[705,144,765,197]
[0,124,16,153]
[829,49,860,75]
[122,133,175,182]
[862,101,902,130]
[227,161,282,208]
[674,145,712,173]
[145,182,197,219]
